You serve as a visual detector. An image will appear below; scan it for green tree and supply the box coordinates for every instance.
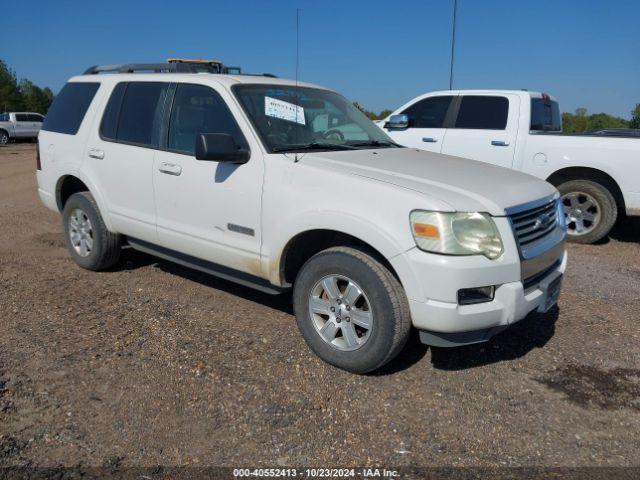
[585,112,628,131]
[352,101,393,120]
[630,104,640,129]
[0,60,23,112]
[19,79,53,114]
[561,108,629,133]
[378,109,393,120]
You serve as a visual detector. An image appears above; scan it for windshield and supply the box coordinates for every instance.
[233,85,399,152]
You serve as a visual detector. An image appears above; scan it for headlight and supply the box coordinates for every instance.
[410,210,504,259]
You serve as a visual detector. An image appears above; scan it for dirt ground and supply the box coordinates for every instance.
[1,143,639,471]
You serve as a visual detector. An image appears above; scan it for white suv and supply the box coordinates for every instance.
[36,62,567,373]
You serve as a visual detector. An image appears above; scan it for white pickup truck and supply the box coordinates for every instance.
[0,112,45,144]
[379,90,640,244]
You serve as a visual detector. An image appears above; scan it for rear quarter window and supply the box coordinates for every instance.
[42,82,100,135]
[530,98,561,131]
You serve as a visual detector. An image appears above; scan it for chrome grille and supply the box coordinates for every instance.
[508,197,562,259]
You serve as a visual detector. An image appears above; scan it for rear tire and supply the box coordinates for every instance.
[558,179,617,244]
[293,246,411,374]
[62,192,122,270]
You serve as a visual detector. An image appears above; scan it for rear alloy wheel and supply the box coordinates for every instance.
[68,208,94,257]
[558,179,617,244]
[62,192,122,270]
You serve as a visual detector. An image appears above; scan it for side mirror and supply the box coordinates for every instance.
[195,133,250,164]
[384,114,409,129]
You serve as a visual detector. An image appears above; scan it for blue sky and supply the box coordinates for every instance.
[3,0,639,118]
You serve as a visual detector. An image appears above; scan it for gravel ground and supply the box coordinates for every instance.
[1,143,639,470]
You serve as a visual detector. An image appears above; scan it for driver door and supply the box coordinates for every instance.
[153,82,265,274]
[382,95,455,152]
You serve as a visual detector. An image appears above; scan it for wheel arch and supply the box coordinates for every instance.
[546,166,625,212]
[277,229,403,288]
[54,174,114,230]
[56,175,89,211]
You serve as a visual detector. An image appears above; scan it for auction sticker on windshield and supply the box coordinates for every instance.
[265,96,306,125]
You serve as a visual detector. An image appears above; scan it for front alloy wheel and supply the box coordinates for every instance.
[0,131,9,145]
[308,274,373,351]
[293,246,411,373]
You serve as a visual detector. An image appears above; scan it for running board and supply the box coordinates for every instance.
[127,238,287,295]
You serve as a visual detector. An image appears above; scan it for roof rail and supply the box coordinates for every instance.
[82,61,277,78]
[83,62,226,75]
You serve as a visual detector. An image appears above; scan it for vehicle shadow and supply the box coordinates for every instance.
[610,216,640,244]
[368,330,429,376]
[116,248,558,374]
[429,306,559,371]
[117,247,293,314]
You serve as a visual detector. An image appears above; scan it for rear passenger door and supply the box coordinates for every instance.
[85,81,170,242]
[153,82,264,273]
[382,95,454,152]
[28,114,44,136]
[440,94,519,169]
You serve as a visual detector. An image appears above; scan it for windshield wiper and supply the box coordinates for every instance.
[272,142,359,153]
[345,140,402,148]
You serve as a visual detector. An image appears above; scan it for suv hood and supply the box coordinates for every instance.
[300,148,556,215]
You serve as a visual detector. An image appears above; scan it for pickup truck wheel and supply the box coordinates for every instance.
[558,179,617,244]
[0,130,9,145]
[62,192,122,270]
[293,246,411,373]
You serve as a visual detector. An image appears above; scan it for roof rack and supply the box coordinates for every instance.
[82,58,276,77]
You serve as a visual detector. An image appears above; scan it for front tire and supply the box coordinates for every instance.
[558,179,617,244]
[293,246,411,373]
[62,192,122,270]
[0,130,9,145]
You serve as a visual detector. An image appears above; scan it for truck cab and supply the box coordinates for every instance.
[0,112,45,144]
[380,90,640,244]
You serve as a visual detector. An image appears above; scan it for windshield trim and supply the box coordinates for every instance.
[231,83,398,154]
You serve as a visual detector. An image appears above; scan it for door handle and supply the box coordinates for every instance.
[88,149,105,159]
[422,137,438,143]
[158,162,182,176]
[491,140,510,147]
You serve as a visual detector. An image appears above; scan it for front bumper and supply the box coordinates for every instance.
[389,217,567,346]
[410,252,565,346]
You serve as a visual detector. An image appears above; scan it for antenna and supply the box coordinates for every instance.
[294,7,301,162]
[449,0,458,90]
[296,8,300,88]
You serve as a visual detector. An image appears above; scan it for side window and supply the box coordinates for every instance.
[115,82,169,147]
[401,96,453,128]
[16,114,29,122]
[28,114,44,122]
[168,83,246,155]
[454,96,509,130]
[42,82,100,135]
[100,83,127,141]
